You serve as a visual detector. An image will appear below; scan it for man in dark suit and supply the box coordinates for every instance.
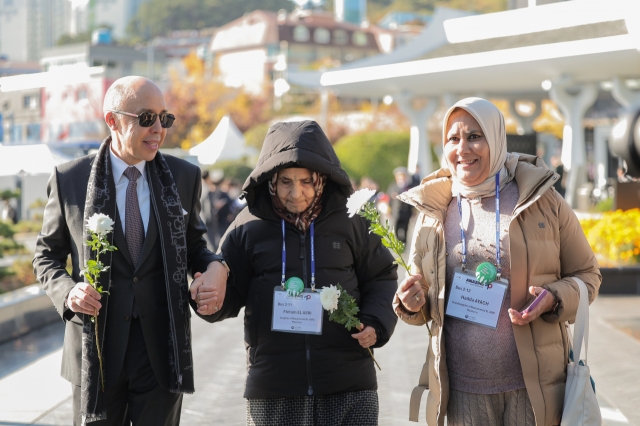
[33,76,228,425]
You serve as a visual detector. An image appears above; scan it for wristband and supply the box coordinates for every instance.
[545,291,560,314]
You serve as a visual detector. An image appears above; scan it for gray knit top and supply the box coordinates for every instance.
[443,180,526,394]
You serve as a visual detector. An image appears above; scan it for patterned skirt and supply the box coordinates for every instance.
[447,388,536,426]
[246,390,379,426]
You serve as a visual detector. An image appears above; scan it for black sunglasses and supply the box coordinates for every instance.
[109,109,175,128]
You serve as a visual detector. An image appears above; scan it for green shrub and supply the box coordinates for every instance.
[0,220,23,257]
[210,159,254,184]
[593,197,613,213]
[12,220,43,234]
[244,123,271,151]
[334,131,436,191]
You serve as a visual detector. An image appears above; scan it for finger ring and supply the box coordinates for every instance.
[196,293,201,302]
[214,306,219,311]
[414,294,421,302]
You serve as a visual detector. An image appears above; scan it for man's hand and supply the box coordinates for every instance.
[352,324,377,348]
[396,274,425,312]
[66,283,102,316]
[189,261,228,315]
[508,286,555,325]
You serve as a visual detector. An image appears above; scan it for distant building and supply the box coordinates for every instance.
[210,9,399,95]
[92,0,146,40]
[41,40,165,77]
[335,0,367,25]
[151,28,217,63]
[0,60,43,143]
[0,0,147,63]
[39,37,167,142]
[65,0,147,41]
[376,11,430,48]
[0,0,71,62]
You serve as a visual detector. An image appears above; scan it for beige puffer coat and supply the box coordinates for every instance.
[394,155,601,426]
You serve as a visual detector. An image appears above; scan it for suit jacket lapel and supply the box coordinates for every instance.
[135,205,158,273]
[113,207,133,267]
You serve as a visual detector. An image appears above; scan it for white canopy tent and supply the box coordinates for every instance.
[189,116,255,165]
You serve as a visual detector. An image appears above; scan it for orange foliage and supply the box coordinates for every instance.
[164,52,271,149]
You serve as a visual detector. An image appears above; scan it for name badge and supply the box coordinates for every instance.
[272,287,323,335]
[445,268,508,329]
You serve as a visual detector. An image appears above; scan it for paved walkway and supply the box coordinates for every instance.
[0,295,638,425]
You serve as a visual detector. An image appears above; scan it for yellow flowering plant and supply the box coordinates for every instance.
[580,209,640,267]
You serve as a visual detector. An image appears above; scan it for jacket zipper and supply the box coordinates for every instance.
[299,232,314,396]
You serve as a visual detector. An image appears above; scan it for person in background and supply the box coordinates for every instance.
[395,97,601,426]
[359,176,379,202]
[388,167,415,244]
[208,177,232,247]
[1,199,17,224]
[411,165,422,188]
[226,178,247,220]
[550,156,566,197]
[200,170,219,251]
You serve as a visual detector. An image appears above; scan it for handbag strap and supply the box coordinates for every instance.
[570,277,589,364]
[409,327,431,422]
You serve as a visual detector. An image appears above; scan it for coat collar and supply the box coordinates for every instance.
[398,154,558,222]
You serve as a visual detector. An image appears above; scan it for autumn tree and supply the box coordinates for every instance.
[164,52,271,149]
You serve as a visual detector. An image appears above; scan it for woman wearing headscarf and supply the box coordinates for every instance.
[394,98,601,426]
[201,121,398,425]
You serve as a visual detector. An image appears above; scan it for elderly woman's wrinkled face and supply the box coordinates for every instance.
[276,168,316,213]
[445,109,491,187]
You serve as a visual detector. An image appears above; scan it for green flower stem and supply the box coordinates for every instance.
[359,203,431,336]
[367,347,381,370]
[84,232,117,392]
[328,284,382,370]
[93,250,105,392]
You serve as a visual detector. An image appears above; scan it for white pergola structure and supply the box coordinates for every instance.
[289,0,640,207]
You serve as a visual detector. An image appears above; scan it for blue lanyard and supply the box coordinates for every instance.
[281,220,316,291]
[457,174,501,279]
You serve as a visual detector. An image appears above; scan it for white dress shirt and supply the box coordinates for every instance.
[109,148,150,235]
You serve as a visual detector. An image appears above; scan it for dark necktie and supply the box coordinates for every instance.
[124,166,145,318]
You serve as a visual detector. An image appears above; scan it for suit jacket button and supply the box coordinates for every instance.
[133,277,138,283]
[125,315,130,322]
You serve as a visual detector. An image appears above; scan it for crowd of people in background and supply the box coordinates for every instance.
[353,166,422,245]
[200,170,247,252]
[201,164,425,254]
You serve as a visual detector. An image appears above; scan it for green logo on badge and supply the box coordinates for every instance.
[475,262,497,286]
[285,277,305,297]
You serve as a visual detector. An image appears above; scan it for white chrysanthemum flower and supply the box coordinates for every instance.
[346,188,376,218]
[86,213,114,235]
[320,284,341,313]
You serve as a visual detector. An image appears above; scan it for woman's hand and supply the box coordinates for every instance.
[352,324,377,348]
[189,261,228,315]
[397,274,425,312]
[508,286,555,325]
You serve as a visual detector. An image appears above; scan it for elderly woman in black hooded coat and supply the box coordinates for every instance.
[200,121,398,425]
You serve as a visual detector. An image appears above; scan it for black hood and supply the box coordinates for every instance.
[242,120,352,207]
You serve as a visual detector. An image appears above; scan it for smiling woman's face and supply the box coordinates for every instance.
[445,109,491,187]
[276,168,316,213]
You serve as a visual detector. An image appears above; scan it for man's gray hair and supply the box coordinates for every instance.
[103,76,144,113]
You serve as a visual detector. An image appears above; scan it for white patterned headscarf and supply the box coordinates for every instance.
[442,97,519,199]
